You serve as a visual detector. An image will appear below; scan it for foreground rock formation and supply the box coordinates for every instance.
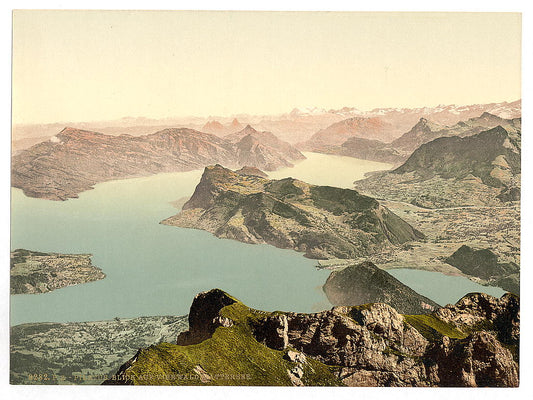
[104,289,519,387]
[10,249,105,294]
[161,165,424,259]
[11,126,304,200]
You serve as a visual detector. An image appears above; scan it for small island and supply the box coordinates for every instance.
[10,249,105,294]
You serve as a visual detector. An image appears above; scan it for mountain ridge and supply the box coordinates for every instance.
[12,125,303,200]
[103,289,519,387]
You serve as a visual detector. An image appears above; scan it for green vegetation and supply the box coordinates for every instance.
[119,300,343,386]
[309,185,377,215]
[403,314,467,341]
[266,178,304,199]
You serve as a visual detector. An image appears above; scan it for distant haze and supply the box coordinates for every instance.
[12,11,521,125]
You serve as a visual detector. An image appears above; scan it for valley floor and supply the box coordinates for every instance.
[10,315,188,385]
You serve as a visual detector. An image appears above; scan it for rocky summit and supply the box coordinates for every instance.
[161,165,424,259]
[323,261,439,314]
[11,126,303,200]
[104,289,519,387]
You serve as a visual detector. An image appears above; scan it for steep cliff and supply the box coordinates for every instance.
[104,289,519,387]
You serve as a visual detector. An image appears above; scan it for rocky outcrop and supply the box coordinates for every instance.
[323,261,439,314]
[176,289,236,345]
[433,292,519,347]
[105,289,519,387]
[11,126,303,200]
[161,165,424,259]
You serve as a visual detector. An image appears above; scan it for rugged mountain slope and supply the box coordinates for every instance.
[394,126,520,186]
[12,126,304,200]
[323,261,439,314]
[225,125,305,170]
[12,127,237,200]
[161,165,424,259]
[104,289,519,387]
[354,126,521,208]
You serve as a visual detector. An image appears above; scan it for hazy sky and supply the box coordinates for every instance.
[12,11,521,125]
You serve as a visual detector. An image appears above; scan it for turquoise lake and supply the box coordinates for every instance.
[10,152,505,325]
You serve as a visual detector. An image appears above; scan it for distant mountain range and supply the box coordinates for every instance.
[12,100,521,149]
[354,125,521,208]
[11,125,304,200]
[312,112,521,165]
[161,165,424,259]
[201,118,244,135]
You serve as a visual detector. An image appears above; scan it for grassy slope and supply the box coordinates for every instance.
[110,291,515,386]
[120,301,343,386]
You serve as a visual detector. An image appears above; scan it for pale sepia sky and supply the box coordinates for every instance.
[12,11,521,124]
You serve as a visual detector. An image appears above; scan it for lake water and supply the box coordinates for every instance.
[388,269,505,307]
[10,152,505,325]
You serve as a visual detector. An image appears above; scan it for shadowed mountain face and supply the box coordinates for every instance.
[445,245,520,295]
[11,126,304,200]
[161,165,424,259]
[323,261,439,314]
[390,113,521,156]
[354,126,521,208]
[104,289,519,387]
